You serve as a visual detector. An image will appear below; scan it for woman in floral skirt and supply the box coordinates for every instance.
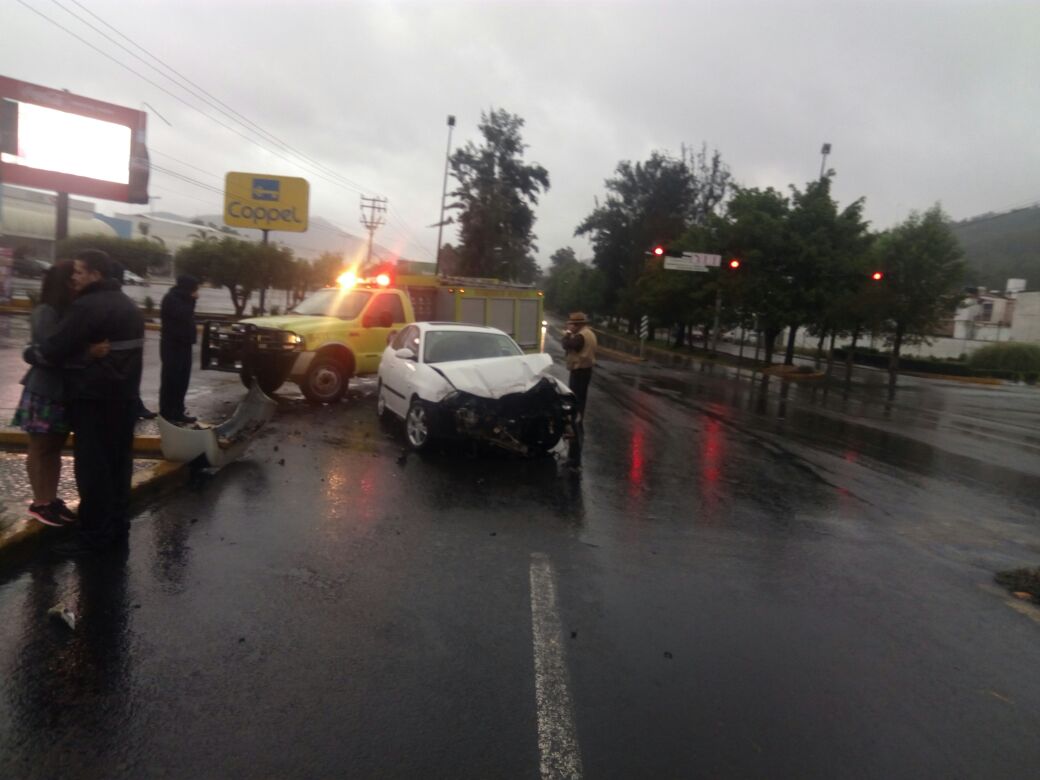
[12,260,107,527]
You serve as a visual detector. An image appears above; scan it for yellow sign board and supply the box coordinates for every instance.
[224,172,309,232]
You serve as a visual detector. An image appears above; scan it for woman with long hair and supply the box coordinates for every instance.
[11,260,107,526]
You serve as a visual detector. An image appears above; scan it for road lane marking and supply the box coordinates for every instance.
[529,552,584,780]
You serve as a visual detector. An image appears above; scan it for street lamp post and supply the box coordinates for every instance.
[819,142,831,179]
[434,115,456,276]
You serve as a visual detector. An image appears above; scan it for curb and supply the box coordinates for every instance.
[0,430,164,456]
[0,459,189,567]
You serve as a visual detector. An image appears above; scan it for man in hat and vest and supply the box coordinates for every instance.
[561,312,597,469]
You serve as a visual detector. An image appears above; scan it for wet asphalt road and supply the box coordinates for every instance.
[2,329,1040,777]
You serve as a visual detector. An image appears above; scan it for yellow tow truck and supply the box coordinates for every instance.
[200,273,546,403]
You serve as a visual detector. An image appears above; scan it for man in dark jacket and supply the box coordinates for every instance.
[160,275,199,424]
[37,249,145,554]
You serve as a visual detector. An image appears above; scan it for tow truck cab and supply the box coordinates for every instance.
[201,275,545,404]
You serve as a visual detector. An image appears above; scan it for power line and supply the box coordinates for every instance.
[62,0,378,197]
[15,0,436,259]
[18,0,380,201]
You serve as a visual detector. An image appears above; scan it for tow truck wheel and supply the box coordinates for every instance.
[405,398,432,451]
[302,357,348,404]
[239,367,283,395]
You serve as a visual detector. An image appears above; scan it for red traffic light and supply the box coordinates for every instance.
[871,271,883,281]
[653,246,665,256]
[729,259,741,269]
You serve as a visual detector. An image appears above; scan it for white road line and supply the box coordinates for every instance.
[529,552,584,780]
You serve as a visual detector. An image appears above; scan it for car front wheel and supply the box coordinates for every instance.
[405,398,433,450]
[376,380,389,419]
[302,357,349,404]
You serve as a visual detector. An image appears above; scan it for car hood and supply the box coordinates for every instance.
[239,315,341,335]
[432,353,569,399]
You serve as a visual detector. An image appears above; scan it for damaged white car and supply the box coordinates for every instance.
[377,322,577,455]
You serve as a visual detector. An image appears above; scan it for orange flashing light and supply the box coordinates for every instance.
[729,259,741,269]
[871,271,884,281]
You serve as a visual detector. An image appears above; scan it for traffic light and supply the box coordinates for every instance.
[648,244,683,257]
[871,271,884,281]
[728,258,741,270]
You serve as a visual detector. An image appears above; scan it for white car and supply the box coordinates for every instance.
[122,269,148,285]
[377,322,577,454]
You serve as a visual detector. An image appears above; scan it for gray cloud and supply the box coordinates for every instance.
[4,0,1038,267]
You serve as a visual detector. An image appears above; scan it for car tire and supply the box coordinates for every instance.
[376,380,389,420]
[239,366,284,395]
[301,357,349,404]
[405,398,433,451]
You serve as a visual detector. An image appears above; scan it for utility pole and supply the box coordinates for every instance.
[359,195,387,270]
[434,115,456,276]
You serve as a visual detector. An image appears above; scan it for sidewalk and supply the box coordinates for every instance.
[0,305,246,566]
[0,456,190,566]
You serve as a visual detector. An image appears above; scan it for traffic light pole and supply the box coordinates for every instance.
[711,283,722,355]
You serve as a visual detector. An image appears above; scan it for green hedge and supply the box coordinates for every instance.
[836,346,1038,383]
[968,342,1040,374]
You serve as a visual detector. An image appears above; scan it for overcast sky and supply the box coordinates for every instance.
[4,0,1038,267]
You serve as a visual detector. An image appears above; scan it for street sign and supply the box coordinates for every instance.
[224,172,309,232]
[663,252,720,272]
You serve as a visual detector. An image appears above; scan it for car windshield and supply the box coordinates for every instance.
[290,289,372,319]
[422,330,523,364]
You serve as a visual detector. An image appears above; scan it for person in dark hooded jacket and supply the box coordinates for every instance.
[36,249,145,554]
[159,274,199,423]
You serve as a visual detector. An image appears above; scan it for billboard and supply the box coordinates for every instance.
[224,172,309,232]
[0,75,149,204]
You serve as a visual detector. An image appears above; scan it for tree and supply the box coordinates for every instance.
[575,146,731,330]
[448,109,549,283]
[716,187,792,363]
[176,237,269,317]
[56,234,169,276]
[545,260,606,318]
[875,205,966,390]
[778,177,872,365]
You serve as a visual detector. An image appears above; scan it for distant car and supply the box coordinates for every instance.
[122,269,148,285]
[12,256,51,279]
[377,322,576,454]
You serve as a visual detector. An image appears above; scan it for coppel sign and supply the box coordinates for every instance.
[224,172,309,232]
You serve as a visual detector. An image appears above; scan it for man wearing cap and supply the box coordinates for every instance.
[159,275,200,424]
[561,312,597,468]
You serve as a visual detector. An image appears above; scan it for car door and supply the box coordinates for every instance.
[380,325,420,417]
[356,293,409,375]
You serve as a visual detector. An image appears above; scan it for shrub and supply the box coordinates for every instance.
[270,305,281,316]
[968,342,1040,374]
[143,295,155,315]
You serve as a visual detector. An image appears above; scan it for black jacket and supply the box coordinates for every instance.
[38,279,145,401]
[160,284,197,346]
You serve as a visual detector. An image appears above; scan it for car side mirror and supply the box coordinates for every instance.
[394,347,416,361]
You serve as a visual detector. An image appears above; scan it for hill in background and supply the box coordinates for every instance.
[950,205,1040,291]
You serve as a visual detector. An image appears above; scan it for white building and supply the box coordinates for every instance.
[1010,291,1040,343]
[0,184,118,258]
